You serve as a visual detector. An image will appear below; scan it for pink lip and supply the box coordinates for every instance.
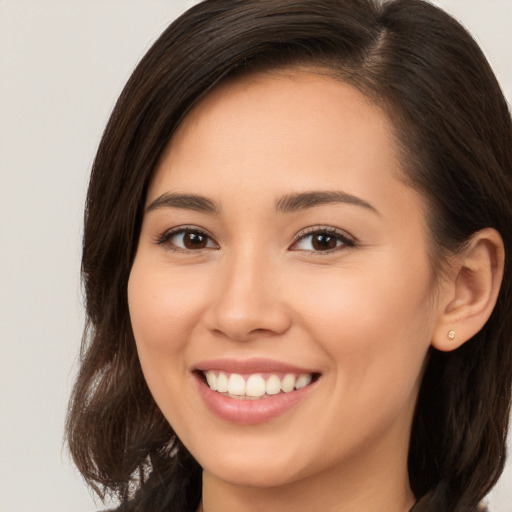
[193,358,320,425]
[194,357,317,375]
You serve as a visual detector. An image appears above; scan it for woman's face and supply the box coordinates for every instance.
[128,69,444,490]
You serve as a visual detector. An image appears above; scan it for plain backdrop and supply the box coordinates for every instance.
[0,1,510,511]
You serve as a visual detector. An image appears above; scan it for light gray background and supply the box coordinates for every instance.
[0,1,510,511]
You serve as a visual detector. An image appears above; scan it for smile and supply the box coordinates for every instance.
[203,371,314,399]
[194,360,321,424]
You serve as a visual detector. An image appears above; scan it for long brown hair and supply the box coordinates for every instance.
[66,1,512,511]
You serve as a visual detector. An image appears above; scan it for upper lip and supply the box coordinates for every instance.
[194,357,319,375]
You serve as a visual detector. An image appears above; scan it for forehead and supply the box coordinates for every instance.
[154,69,396,184]
[170,67,396,162]
[148,68,423,224]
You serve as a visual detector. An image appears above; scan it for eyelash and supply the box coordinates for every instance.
[154,225,218,253]
[290,226,356,253]
[154,225,356,254]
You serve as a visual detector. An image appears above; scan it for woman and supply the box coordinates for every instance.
[66,1,512,511]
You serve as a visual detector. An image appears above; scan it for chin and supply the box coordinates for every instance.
[194,440,313,489]
[204,460,303,489]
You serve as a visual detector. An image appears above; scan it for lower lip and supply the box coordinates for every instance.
[195,374,317,425]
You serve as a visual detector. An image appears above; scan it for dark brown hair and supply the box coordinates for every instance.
[66,1,512,511]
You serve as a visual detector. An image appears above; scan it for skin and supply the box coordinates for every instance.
[128,69,456,512]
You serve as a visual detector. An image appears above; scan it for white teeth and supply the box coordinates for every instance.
[280,374,296,393]
[246,374,266,397]
[295,374,312,389]
[205,370,217,391]
[204,370,315,397]
[227,373,246,395]
[217,372,229,392]
[265,374,282,395]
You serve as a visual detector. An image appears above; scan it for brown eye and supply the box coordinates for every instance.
[311,233,338,251]
[158,228,219,251]
[182,231,208,249]
[291,228,355,253]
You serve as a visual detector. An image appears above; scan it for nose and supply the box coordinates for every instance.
[203,251,292,342]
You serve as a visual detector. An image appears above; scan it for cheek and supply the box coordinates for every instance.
[128,264,206,351]
[295,271,433,459]
[127,261,211,405]
[292,258,434,398]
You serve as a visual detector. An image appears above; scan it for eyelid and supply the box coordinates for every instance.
[153,224,355,254]
[289,225,356,253]
[154,225,219,251]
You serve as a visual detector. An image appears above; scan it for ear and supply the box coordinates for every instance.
[432,228,505,352]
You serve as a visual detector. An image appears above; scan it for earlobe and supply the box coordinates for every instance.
[432,228,505,352]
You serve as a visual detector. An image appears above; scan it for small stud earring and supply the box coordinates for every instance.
[448,330,455,340]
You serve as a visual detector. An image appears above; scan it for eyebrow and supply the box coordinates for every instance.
[145,193,221,215]
[275,191,378,214]
[145,190,378,216]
